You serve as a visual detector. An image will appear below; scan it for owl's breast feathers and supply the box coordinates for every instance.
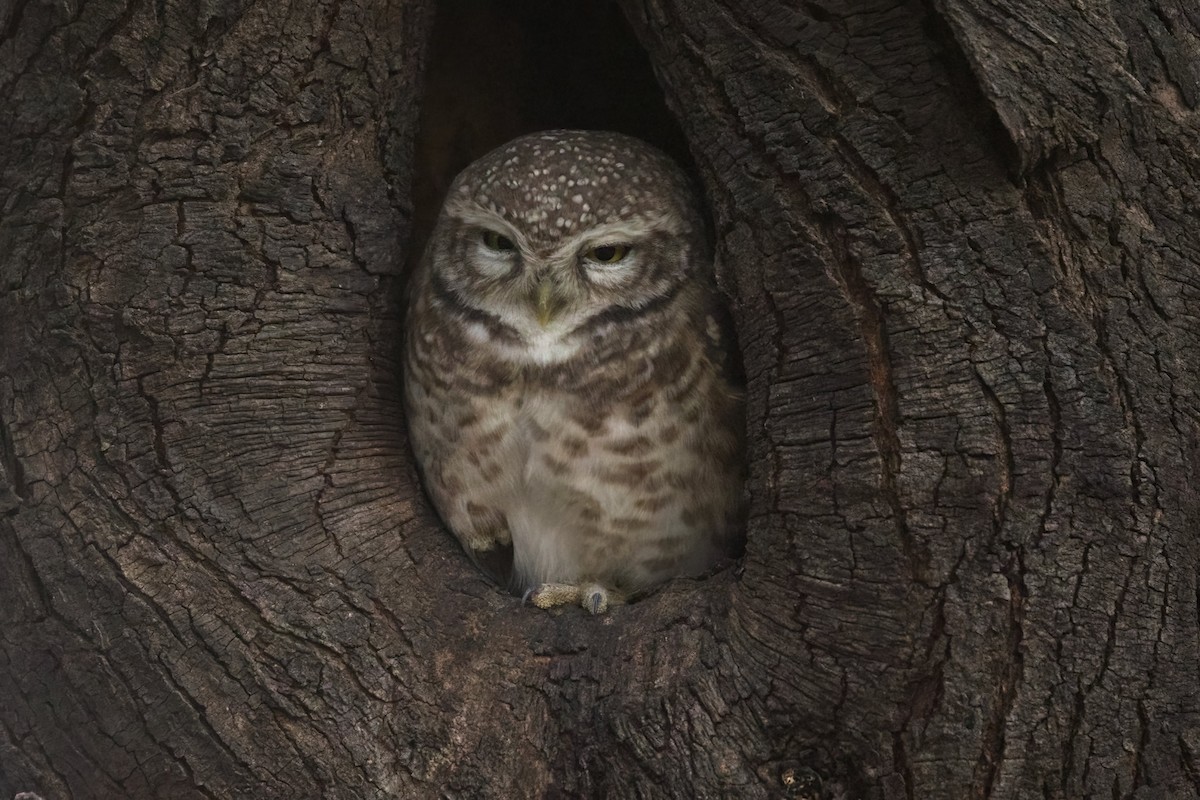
[406,280,744,593]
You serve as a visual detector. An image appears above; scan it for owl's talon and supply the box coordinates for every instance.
[527,583,582,610]
[579,583,622,614]
[526,582,622,614]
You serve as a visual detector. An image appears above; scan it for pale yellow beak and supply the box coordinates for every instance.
[534,280,561,327]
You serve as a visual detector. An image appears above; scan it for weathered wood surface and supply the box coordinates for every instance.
[1,0,1197,797]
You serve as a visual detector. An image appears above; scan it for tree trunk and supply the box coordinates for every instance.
[2,0,1197,798]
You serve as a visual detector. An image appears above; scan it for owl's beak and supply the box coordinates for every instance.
[533,280,563,327]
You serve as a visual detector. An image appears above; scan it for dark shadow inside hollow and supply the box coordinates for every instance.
[410,0,696,262]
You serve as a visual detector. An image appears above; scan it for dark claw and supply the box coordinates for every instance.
[589,592,604,614]
[522,587,536,606]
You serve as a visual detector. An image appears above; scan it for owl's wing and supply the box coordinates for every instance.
[405,289,520,591]
[702,287,746,395]
[412,448,516,592]
[415,454,516,590]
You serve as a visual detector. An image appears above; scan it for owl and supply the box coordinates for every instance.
[404,129,743,614]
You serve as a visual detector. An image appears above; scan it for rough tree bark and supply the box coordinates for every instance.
[2,0,1197,798]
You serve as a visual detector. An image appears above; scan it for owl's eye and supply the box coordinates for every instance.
[586,244,631,264]
[481,230,516,252]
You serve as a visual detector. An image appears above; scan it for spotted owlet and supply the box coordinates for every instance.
[404,129,744,614]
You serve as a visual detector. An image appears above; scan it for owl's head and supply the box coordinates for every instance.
[423,130,709,361]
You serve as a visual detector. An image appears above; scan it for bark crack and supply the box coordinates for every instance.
[973,546,1026,799]
[819,211,922,584]
[829,134,954,309]
[1036,335,1063,548]
[135,375,184,509]
[970,359,1015,539]
[1181,733,1200,795]
[0,404,31,510]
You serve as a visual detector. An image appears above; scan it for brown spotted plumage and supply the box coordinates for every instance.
[404,130,744,613]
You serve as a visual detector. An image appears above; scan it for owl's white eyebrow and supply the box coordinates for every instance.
[578,220,658,243]
[447,201,681,256]
[447,204,525,243]
[551,215,680,257]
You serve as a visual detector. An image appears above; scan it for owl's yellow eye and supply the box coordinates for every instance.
[586,244,630,264]
[482,230,516,251]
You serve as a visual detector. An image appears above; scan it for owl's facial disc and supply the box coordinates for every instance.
[530,231,644,326]
[443,198,684,347]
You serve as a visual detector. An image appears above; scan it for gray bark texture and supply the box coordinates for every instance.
[2,0,1198,798]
